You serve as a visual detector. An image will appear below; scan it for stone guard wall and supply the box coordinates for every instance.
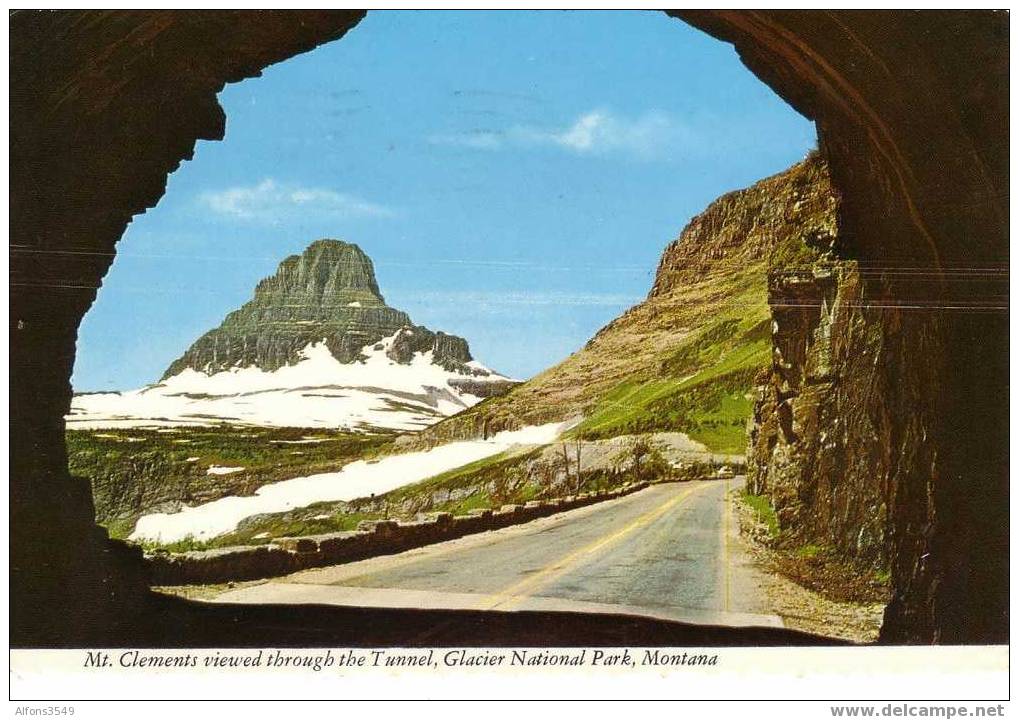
[148,482,651,585]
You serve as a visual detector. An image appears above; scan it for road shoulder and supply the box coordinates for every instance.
[730,490,884,643]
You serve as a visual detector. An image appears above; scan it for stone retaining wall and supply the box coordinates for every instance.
[147,482,651,586]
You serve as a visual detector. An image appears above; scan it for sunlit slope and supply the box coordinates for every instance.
[413,154,837,454]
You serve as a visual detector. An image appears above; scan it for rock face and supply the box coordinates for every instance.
[748,265,888,563]
[648,160,837,299]
[164,239,476,377]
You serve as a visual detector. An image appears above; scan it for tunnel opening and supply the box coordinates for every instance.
[68,10,849,639]
[9,10,1008,648]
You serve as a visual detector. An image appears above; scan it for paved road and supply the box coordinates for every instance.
[215,478,782,628]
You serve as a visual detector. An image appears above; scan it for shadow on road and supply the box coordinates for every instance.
[26,591,855,648]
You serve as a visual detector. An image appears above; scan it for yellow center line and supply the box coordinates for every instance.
[290,486,636,587]
[481,482,712,611]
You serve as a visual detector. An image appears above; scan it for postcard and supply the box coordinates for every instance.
[8,6,1010,711]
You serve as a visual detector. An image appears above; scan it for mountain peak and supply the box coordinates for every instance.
[256,238,386,308]
[160,239,502,384]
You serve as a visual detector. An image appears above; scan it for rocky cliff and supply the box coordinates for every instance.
[164,239,478,377]
[746,254,949,584]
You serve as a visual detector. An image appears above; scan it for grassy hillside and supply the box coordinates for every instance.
[567,271,771,453]
[125,435,692,552]
[68,426,393,539]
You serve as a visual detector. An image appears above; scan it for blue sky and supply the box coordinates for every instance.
[73,10,816,391]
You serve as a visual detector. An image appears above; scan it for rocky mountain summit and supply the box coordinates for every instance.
[69,239,513,431]
[164,239,479,378]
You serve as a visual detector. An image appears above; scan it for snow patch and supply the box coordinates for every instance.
[206,465,245,476]
[67,333,513,432]
[130,422,566,543]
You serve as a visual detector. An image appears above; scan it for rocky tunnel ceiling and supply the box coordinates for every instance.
[9,10,1008,645]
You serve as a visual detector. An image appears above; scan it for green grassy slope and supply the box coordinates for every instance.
[568,277,772,453]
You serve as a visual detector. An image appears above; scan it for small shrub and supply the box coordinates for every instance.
[796,543,823,559]
[742,491,780,539]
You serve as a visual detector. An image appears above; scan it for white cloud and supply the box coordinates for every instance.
[200,179,392,222]
[430,109,685,159]
[535,110,680,157]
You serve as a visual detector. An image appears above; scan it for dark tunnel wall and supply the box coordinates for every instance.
[674,10,1008,644]
[10,10,369,645]
[9,10,1008,645]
